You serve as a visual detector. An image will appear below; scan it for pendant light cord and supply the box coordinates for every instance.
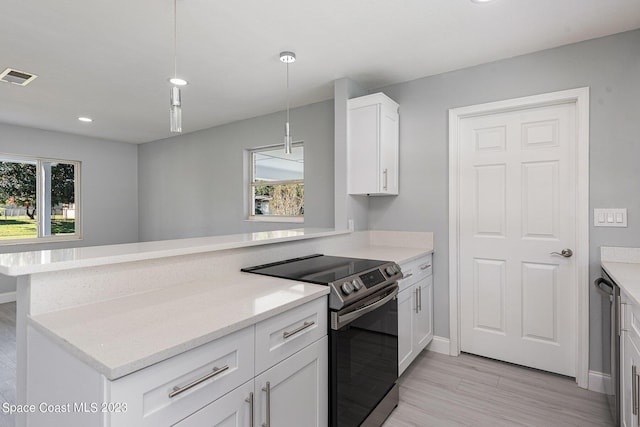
[173,0,177,79]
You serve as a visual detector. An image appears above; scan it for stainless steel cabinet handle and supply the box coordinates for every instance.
[168,365,229,398]
[402,273,413,280]
[634,366,637,416]
[634,366,639,416]
[283,320,315,339]
[245,392,254,427]
[550,248,573,258]
[637,369,640,427]
[419,264,431,271]
[414,288,419,313]
[262,382,271,427]
[383,168,388,191]
[620,297,628,334]
[418,286,422,312]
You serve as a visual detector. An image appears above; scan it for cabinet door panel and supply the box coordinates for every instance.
[174,380,253,427]
[347,104,380,194]
[255,336,328,427]
[379,104,399,194]
[415,275,434,352]
[398,286,415,376]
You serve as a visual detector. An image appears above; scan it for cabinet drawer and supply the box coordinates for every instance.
[255,297,327,374]
[398,254,432,292]
[110,326,254,427]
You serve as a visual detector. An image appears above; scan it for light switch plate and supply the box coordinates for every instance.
[594,208,627,227]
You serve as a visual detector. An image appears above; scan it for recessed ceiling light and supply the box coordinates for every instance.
[78,117,93,123]
[169,77,188,86]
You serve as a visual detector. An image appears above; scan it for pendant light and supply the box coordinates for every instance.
[280,51,296,154]
[169,0,187,133]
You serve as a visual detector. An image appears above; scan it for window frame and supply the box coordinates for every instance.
[247,142,304,223]
[0,153,82,245]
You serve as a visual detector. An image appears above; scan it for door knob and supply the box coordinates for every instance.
[550,248,573,258]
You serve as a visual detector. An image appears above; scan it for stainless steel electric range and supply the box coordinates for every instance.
[242,254,403,427]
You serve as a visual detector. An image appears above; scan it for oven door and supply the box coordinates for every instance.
[330,284,399,427]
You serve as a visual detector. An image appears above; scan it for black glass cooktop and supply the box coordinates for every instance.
[241,254,388,285]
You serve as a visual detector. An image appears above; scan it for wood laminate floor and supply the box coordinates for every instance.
[384,350,614,427]
[0,303,614,427]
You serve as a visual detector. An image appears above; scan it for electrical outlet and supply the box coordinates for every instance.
[594,208,627,227]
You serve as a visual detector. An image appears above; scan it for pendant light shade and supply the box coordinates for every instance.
[280,51,296,154]
[170,86,182,133]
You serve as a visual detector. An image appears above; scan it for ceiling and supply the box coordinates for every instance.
[1,0,639,144]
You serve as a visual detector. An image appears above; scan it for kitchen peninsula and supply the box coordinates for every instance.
[0,228,432,427]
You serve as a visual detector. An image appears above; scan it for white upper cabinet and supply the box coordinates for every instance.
[347,92,399,195]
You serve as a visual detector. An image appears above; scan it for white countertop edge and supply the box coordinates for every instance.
[332,246,433,265]
[0,228,350,276]
[601,246,640,264]
[601,261,640,307]
[30,288,330,380]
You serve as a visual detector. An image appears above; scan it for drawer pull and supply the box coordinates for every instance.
[262,382,271,427]
[634,365,639,416]
[419,264,431,271]
[245,392,254,427]
[283,321,315,339]
[168,365,229,398]
[402,273,413,280]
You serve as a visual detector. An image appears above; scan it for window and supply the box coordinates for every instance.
[249,143,303,221]
[0,154,81,243]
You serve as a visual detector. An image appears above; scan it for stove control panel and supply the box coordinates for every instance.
[330,262,403,309]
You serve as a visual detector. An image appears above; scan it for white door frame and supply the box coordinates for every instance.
[448,87,590,388]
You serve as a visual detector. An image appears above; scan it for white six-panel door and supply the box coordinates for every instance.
[458,102,577,376]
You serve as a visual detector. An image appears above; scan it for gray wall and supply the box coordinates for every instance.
[138,100,335,241]
[0,123,139,292]
[334,78,370,231]
[367,29,640,372]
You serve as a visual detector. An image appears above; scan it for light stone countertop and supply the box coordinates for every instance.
[30,273,329,380]
[332,245,433,265]
[28,239,432,381]
[601,246,640,307]
[0,227,349,276]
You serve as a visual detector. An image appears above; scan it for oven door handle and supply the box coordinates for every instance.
[332,285,398,330]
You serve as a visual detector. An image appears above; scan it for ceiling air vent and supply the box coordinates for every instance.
[0,68,38,86]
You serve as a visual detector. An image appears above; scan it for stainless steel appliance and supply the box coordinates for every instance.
[242,254,403,427]
[595,269,621,426]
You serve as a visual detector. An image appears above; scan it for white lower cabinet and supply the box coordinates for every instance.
[622,332,640,427]
[622,292,640,427]
[397,285,416,374]
[26,297,327,427]
[397,254,433,375]
[254,336,328,427]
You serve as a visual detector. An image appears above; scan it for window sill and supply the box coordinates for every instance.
[0,235,82,246]
[245,216,304,224]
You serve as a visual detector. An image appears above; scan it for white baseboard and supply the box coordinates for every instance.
[427,335,450,355]
[0,291,16,304]
[588,370,611,394]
